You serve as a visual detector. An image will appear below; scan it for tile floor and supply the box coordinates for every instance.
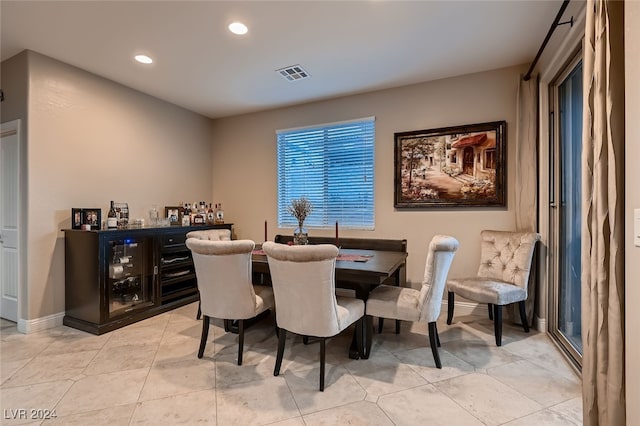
[0,303,582,425]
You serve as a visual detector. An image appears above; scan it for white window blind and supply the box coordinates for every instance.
[277,117,375,230]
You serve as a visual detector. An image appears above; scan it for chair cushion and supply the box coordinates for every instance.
[335,296,365,331]
[447,277,526,305]
[365,285,421,322]
[254,285,275,315]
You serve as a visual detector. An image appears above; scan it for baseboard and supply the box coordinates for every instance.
[534,315,546,332]
[17,312,64,334]
[441,301,548,333]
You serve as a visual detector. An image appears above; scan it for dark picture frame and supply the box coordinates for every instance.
[71,208,101,229]
[164,206,183,226]
[71,208,83,229]
[83,209,102,229]
[394,121,506,208]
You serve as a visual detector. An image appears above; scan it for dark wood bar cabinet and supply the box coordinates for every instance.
[63,224,233,335]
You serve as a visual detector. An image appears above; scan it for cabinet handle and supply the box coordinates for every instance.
[154,266,158,275]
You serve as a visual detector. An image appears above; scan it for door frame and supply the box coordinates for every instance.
[547,53,584,369]
[0,119,23,324]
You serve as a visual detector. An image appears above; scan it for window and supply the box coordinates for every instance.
[277,117,375,229]
[485,149,496,169]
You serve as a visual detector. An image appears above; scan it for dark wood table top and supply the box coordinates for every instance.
[252,248,407,286]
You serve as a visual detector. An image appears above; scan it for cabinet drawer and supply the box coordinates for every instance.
[161,233,187,248]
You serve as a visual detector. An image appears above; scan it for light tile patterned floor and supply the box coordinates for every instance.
[0,303,582,425]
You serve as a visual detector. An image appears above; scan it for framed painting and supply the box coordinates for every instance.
[394,120,506,208]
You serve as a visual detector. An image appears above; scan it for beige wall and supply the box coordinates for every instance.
[625,1,639,421]
[2,50,214,321]
[211,65,524,290]
[0,51,29,322]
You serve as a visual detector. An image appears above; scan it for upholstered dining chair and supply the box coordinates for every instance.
[365,235,458,369]
[262,241,364,391]
[186,228,232,320]
[446,230,541,346]
[186,228,231,241]
[185,238,275,365]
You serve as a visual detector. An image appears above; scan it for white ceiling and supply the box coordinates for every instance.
[1,1,563,119]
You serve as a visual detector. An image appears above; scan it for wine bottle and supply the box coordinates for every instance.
[182,203,191,226]
[107,201,118,229]
[207,203,215,225]
[215,203,224,224]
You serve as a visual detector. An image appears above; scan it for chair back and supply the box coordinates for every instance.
[477,230,541,290]
[186,228,231,241]
[418,235,459,322]
[262,241,341,337]
[185,239,257,319]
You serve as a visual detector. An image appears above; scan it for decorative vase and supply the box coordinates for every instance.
[293,222,308,245]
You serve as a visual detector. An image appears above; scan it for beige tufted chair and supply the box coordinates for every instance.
[186,229,232,320]
[262,241,364,391]
[186,228,231,241]
[186,238,275,365]
[446,230,541,346]
[365,235,459,368]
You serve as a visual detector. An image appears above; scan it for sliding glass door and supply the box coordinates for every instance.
[549,57,583,366]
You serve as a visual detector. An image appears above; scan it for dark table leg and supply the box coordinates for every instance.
[348,283,372,359]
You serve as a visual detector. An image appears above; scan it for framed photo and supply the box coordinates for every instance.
[83,208,101,229]
[164,206,183,226]
[71,208,83,229]
[394,121,506,208]
[71,208,101,229]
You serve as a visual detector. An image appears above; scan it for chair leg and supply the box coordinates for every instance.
[237,319,245,366]
[319,337,326,391]
[363,315,373,359]
[488,303,493,320]
[303,336,310,345]
[446,291,455,325]
[428,322,442,369]
[198,315,210,359]
[196,300,202,320]
[378,318,384,333]
[274,329,287,376]
[493,305,503,346]
[395,320,401,334]
[519,301,530,333]
[355,317,364,359]
[436,325,441,347]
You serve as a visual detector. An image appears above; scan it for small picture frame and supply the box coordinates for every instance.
[164,206,183,226]
[83,208,102,230]
[71,208,102,230]
[71,208,83,229]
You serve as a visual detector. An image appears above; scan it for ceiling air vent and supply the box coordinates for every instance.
[276,65,310,81]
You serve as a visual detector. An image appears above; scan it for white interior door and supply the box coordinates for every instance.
[0,120,21,322]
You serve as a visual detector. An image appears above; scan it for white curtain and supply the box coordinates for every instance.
[512,75,538,325]
[581,0,625,425]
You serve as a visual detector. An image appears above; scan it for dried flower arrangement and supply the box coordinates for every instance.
[287,197,313,228]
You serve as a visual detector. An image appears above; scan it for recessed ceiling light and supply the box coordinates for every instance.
[228,22,248,35]
[134,54,153,64]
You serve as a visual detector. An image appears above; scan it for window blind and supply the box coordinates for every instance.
[276,117,375,230]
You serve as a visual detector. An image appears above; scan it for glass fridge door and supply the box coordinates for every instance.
[107,237,154,318]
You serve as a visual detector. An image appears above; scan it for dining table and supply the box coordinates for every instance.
[251,247,408,359]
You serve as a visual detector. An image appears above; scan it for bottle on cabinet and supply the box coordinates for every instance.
[181,203,191,226]
[206,203,215,225]
[214,203,224,224]
[107,201,118,229]
[193,201,205,225]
